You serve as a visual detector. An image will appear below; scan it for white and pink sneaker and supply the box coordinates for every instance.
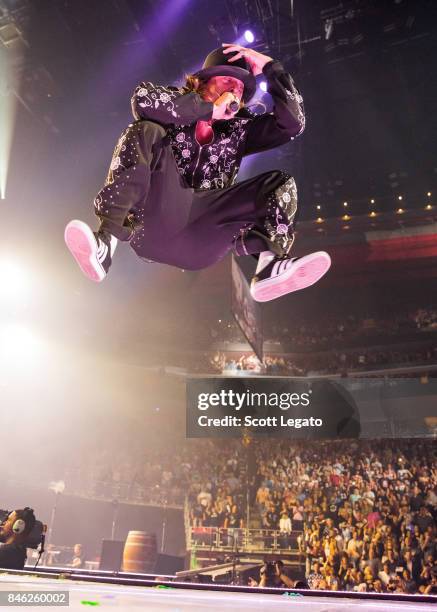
[64,219,117,282]
[250,250,331,302]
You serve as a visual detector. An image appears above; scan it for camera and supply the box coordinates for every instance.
[260,561,276,578]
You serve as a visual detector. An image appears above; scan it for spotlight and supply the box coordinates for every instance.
[343,201,348,207]
[397,208,404,213]
[316,205,321,210]
[244,30,255,43]
[427,192,431,197]
[325,19,334,40]
[342,214,350,221]
[370,199,375,204]
[0,324,41,363]
[49,481,66,495]
[316,217,324,223]
[259,81,267,92]
[426,204,432,210]
[0,260,29,301]
[398,195,403,200]
[370,211,376,217]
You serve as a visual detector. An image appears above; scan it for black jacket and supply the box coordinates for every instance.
[131,60,305,190]
[0,543,27,570]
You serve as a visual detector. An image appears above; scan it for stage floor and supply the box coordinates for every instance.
[0,573,435,611]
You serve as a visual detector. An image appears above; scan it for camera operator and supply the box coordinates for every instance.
[0,508,36,570]
[250,560,295,588]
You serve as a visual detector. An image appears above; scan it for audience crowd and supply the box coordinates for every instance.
[208,305,437,353]
[65,432,436,594]
[186,439,436,594]
[207,343,437,376]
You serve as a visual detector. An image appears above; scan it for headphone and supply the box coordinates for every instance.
[10,507,35,536]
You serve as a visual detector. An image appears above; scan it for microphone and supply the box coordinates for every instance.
[227,97,240,113]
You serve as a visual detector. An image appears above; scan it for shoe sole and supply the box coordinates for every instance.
[64,220,106,282]
[251,251,331,302]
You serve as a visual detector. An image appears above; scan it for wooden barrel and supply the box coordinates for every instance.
[122,531,157,573]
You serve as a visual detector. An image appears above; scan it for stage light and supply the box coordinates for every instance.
[0,48,20,200]
[426,204,432,210]
[0,324,41,363]
[316,205,321,210]
[370,199,375,204]
[0,259,29,301]
[259,81,267,92]
[325,19,334,40]
[342,214,350,221]
[316,217,324,223]
[343,201,348,207]
[397,208,404,213]
[370,211,376,217]
[49,480,66,494]
[427,192,431,197]
[244,30,255,43]
[398,195,403,200]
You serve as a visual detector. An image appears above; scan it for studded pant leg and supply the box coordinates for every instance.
[233,171,298,258]
[94,120,167,241]
[263,172,298,257]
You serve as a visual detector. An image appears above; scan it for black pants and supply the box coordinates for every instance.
[95,120,298,271]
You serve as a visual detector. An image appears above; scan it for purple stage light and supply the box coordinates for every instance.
[94,0,192,100]
[259,81,267,92]
[244,30,254,43]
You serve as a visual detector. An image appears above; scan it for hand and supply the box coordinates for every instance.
[212,91,240,120]
[222,43,273,76]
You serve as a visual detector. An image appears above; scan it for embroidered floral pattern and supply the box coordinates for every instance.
[284,79,305,136]
[105,132,128,185]
[110,157,122,171]
[168,118,250,190]
[94,193,103,213]
[133,82,181,119]
[264,174,298,256]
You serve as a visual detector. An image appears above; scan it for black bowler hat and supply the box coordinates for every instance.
[193,47,257,103]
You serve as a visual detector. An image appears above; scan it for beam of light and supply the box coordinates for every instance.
[0,50,18,200]
[0,259,30,301]
[94,0,192,100]
[0,324,42,365]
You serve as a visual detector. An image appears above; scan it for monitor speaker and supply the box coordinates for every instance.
[99,539,124,571]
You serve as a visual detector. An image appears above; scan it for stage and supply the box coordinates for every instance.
[0,570,435,611]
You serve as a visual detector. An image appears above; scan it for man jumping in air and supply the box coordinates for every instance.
[65,44,331,302]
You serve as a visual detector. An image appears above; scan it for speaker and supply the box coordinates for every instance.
[99,540,124,571]
[154,553,185,575]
